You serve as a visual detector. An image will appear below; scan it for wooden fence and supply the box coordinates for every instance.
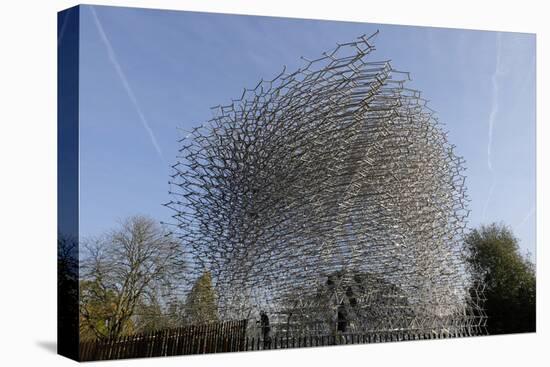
[79,319,247,361]
[80,323,476,361]
[244,328,476,351]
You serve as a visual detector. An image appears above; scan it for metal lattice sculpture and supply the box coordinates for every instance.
[166,32,486,337]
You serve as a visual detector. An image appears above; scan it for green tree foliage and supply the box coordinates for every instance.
[132,299,171,333]
[465,223,536,334]
[184,272,219,324]
[79,280,135,339]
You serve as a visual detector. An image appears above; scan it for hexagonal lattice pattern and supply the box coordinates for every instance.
[166,32,486,336]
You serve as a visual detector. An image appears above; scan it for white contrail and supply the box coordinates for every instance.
[487,32,504,172]
[90,6,166,164]
[57,8,71,47]
[482,33,504,222]
[516,205,536,230]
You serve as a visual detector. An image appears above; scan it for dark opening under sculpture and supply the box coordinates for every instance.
[166,32,487,339]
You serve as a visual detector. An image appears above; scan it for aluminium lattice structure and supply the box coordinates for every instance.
[166,32,486,338]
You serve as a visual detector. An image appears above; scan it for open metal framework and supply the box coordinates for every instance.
[166,32,486,338]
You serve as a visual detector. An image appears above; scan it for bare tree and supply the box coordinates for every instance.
[58,235,79,352]
[79,215,186,340]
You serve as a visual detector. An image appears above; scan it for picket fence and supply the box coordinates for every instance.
[79,321,476,361]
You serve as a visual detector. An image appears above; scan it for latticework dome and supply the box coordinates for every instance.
[166,32,486,336]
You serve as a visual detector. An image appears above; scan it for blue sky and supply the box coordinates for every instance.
[77,5,536,258]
